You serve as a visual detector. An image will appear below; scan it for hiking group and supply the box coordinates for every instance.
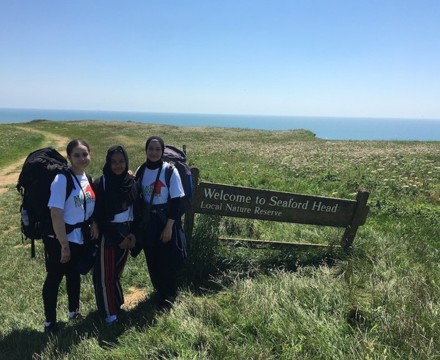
[16,136,189,333]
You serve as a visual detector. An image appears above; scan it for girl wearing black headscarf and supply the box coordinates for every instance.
[92,145,138,324]
[135,136,185,309]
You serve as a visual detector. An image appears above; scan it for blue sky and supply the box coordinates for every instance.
[1,0,439,119]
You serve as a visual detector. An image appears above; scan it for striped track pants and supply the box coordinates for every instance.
[93,238,129,319]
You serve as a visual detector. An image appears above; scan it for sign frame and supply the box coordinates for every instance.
[184,168,369,251]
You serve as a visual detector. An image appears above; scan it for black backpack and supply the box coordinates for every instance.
[136,145,194,215]
[16,147,75,257]
[162,145,194,214]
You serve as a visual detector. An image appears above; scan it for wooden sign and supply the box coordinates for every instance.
[192,182,368,228]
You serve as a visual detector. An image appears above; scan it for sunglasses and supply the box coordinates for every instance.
[72,152,89,158]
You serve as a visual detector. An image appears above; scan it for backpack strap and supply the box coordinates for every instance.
[63,170,92,201]
[68,169,90,222]
[164,163,185,220]
[165,163,174,191]
[63,169,75,201]
[135,162,147,192]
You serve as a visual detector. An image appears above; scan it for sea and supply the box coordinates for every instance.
[1,107,439,141]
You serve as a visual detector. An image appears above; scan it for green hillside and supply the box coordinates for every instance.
[0,120,439,359]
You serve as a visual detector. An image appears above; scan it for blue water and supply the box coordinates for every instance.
[1,107,439,141]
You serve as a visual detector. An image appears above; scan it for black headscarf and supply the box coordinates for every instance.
[145,136,165,169]
[102,145,138,220]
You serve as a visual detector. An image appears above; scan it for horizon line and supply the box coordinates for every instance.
[1,106,440,122]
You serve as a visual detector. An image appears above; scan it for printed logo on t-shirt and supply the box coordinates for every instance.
[73,184,96,208]
[143,180,166,200]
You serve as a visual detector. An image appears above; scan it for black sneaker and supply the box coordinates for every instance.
[44,322,59,334]
[156,296,175,311]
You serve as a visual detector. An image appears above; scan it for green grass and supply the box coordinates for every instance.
[0,120,439,359]
[0,124,45,167]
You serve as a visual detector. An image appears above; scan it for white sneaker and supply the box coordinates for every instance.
[105,315,118,324]
[68,311,82,320]
[44,321,58,333]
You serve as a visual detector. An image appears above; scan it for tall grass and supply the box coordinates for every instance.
[0,120,439,359]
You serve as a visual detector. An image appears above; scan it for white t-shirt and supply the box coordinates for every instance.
[48,171,96,244]
[139,162,185,205]
[112,207,134,223]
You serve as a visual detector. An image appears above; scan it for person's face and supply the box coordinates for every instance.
[110,152,126,175]
[69,144,90,171]
[146,140,163,162]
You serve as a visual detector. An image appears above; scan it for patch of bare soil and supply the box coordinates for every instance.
[0,128,69,195]
[121,287,148,310]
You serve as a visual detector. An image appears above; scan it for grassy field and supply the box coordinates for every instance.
[0,120,439,359]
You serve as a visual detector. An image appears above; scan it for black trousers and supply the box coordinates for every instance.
[42,236,83,323]
[143,241,179,300]
[141,214,183,301]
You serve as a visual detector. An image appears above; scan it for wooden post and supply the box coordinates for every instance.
[341,189,370,251]
[183,167,199,241]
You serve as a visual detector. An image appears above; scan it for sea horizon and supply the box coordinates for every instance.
[1,107,440,141]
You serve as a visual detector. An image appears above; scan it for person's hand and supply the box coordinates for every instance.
[119,238,131,249]
[160,224,173,243]
[128,234,136,249]
[119,234,136,249]
[60,244,71,263]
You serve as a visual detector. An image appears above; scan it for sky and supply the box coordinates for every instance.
[1,0,440,119]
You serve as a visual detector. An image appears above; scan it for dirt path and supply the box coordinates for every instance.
[121,287,148,311]
[0,128,69,195]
